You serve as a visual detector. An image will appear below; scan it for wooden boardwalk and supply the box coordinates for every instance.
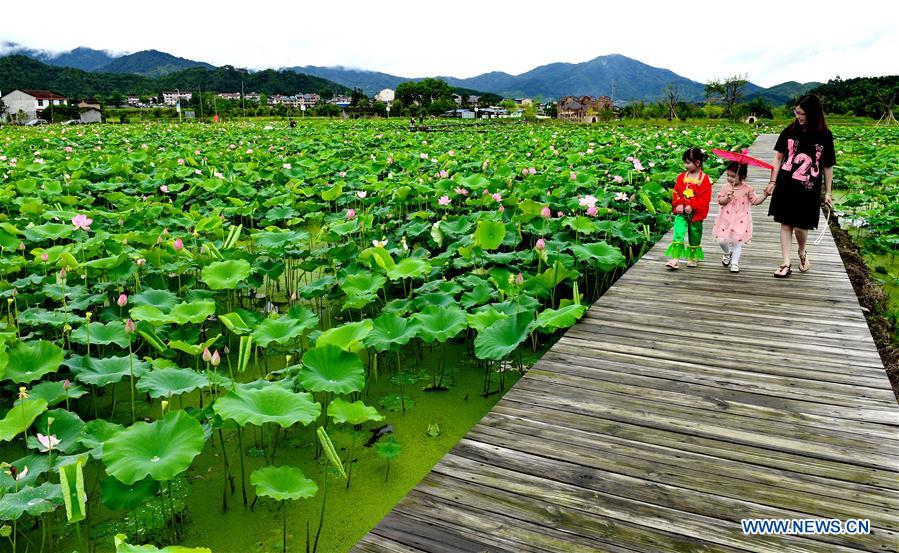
[353,134,899,553]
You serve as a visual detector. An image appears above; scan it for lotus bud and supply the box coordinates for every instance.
[202,348,212,363]
[117,293,128,307]
[210,350,221,367]
[11,289,17,297]
[161,400,169,413]
[63,379,72,390]
[124,319,136,334]
[18,387,28,400]
[136,258,145,266]
[535,238,546,250]
[85,311,92,321]
[540,206,552,219]
[173,238,184,251]
[18,242,25,251]
[285,354,292,365]
[63,323,72,333]
[516,273,524,285]
[223,345,230,355]
[40,253,49,262]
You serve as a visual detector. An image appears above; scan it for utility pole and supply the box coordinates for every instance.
[241,81,245,119]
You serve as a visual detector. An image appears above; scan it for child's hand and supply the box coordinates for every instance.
[684,205,693,214]
[675,205,684,214]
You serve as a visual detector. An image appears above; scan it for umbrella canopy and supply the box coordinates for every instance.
[711,149,774,170]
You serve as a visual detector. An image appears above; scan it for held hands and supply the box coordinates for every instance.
[684,205,693,215]
[675,205,684,214]
[764,181,776,196]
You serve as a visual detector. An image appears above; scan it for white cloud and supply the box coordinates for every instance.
[1,0,896,87]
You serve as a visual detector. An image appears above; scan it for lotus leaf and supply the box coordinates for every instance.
[27,380,87,406]
[327,398,384,426]
[3,340,64,383]
[535,304,588,330]
[413,306,467,343]
[137,368,208,398]
[251,465,318,502]
[252,315,314,348]
[102,410,205,484]
[569,241,625,271]
[79,419,124,459]
[374,436,402,459]
[26,409,85,453]
[68,355,151,387]
[113,534,212,553]
[315,320,373,352]
[213,386,320,428]
[0,398,48,442]
[70,321,131,348]
[474,310,535,360]
[0,482,63,520]
[168,300,217,325]
[58,456,87,523]
[363,313,420,352]
[131,289,179,312]
[298,345,365,394]
[386,257,431,281]
[474,220,506,250]
[101,476,159,511]
[201,259,252,290]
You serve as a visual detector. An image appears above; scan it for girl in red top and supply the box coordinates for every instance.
[665,148,713,269]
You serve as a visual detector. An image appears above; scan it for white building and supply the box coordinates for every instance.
[162,91,192,106]
[80,107,102,124]
[375,88,395,103]
[1,89,68,122]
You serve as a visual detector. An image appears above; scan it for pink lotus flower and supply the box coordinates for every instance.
[65,146,73,153]
[492,192,502,202]
[40,253,49,262]
[439,169,449,179]
[117,293,128,307]
[136,258,146,266]
[632,160,644,171]
[541,206,552,219]
[211,350,221,366]
[63,379,72,390]
[160,185,169,193]
[357,191,367,199]
[613,175,624,183]
[177,158,185,165]
[194,169,202,175]
[282,163,292,169]
[420,153,428,159]
[499,205,505,213]
[246,148,253,154]
[570,172,577,180]
[448,150,455,156]
[203,348,212,363]
[386,156,393,164]
[339,171,347,178]
[522,168,529,176]
[71,214,93,231]
[173,238,184,251]
[438,195,451,206]
[18,242,25,251]
[529,167,537,175]
[124,319,136,334]
[535,238,546,250]
[515,273,524,285]
[346,208,356,220]
[557,211,564,217]
[587,205,598,217]
[36,433,60,453]
[194,150,201,155]
[615,192,629,202]
[579,195,598,208]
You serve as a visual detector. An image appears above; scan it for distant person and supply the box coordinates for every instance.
[713,161,770,273]
[665,148,712,270]
[289,118,297,128]
[764,95,835,278]
[409,117,415,132]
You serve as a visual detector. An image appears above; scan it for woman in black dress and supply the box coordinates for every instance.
[764,95,835,278]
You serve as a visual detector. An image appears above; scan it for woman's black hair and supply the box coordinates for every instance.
[788,94,829,134]
[726,161,748,179]
[682,147,708,165]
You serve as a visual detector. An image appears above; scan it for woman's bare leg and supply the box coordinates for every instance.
[779,224,793,266]
[796,228,808,255]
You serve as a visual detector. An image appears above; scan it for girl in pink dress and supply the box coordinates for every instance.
[713,162,770,273]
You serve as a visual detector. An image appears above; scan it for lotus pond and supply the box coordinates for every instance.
[0,119,760,552]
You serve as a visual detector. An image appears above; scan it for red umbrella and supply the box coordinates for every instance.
[711,148,774,170]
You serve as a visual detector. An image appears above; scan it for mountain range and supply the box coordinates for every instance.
[1,41,819,104]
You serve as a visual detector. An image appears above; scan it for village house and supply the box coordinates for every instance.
[0,89,68,122]
[375,89,395,103]
[80,107,102,124]
[162,91,193,106]
[78,99,101,110]
[556,95,614,122]
[216,92,242,101]
[126,95,141,106]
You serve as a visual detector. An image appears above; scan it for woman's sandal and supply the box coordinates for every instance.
[798,251,810,272]
[773,264,792,278]
[665,260,680,270]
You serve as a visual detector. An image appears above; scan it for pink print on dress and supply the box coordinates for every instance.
[781,139,798,170]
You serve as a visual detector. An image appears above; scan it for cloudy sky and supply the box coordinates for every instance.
[2,0,896,87]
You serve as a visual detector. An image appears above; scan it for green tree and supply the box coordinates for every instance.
[705,75,748,118]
